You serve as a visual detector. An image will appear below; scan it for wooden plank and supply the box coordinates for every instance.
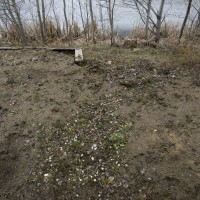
[0,47,77,51]
[75,49,83,63]
[0,47,46,50]
[0,47,23,50]
[49,47,76,51]
[25,47,47,50]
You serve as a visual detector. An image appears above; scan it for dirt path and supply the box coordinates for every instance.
[0,49,200,200]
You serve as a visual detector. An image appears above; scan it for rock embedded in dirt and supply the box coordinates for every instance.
[32,57,38,62]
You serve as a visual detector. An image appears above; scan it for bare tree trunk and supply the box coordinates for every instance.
[12,0,27,45]
[89,0,96,44]
[86,0,90,43]
[145,0,152,40]
[123,0,163,41]
[110,0,116,46]
[197,8,200,28]
[5,0,21,36]
[155,0,165,43]
[178,0,193,42]
[63,0,72,46]
[5,0,27,45]
[99,2,104,41]
[72,0,74,26]
[105,0,116,46]
[41,0,46,43]
[52,0,61,38]
[63,0,69,36]
[78,0,85,30]
[77,0,86,40]
[36,0,45,44]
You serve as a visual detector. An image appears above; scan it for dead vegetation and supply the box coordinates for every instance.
[1,20,200,50]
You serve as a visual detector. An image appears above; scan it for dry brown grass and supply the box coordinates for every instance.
[0,24,20,45]
[0,20,82,46]
[130,23,200,43]
[129,25,147,40]
[1,21,200,51]
[27,20,63,44]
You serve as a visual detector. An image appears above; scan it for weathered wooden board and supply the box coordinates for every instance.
[75,49,83,63]
[0,47,23,50]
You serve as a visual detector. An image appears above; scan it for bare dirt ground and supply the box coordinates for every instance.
[0,48,200,200]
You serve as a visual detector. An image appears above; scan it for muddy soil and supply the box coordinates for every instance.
[0,49,200,200]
